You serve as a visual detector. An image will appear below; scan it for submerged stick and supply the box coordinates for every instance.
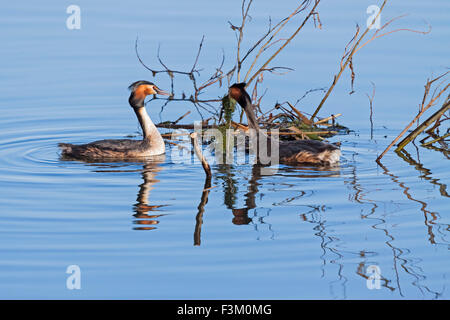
[190,132,212,178]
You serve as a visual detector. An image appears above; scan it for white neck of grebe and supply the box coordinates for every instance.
[134,107,165,155]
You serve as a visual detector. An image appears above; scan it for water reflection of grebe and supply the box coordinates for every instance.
[223,164,341,226]
[132,160,167,230]
[61,156,167,231]
[59,81,170,160]
[231,208,253,225]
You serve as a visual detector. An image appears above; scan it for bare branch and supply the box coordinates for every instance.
[311,2,431,120]
[246,0,320,86]
[377,72,449,162]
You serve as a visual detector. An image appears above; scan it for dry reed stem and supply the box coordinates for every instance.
[314,113,342,125]
[288,126,309,140]
[376,72,449,162]
[287,102,313,125]
[231,121,250,131]
[422,132,450,147]
[395,97,449,152]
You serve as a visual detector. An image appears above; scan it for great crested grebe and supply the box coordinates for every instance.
[228,83,341,165]
[59,80,170,160]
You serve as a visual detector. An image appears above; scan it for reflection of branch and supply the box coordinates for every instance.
[300,206,348,299]
[356,262,395,292]
[422,144,450,159]
[346,163,447,297]
[366,82,376,139]
[395,149,449,198]
[194,176,212,246]
[190,132,213,245]
[377,161,440,245]
[376,161,446,297]
[347,166,403,294]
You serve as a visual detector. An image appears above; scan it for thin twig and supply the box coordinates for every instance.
[246,0,321,86]
[310,2,431,120]
[311,0,387,120]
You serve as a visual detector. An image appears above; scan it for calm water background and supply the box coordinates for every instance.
[0,0,448,299]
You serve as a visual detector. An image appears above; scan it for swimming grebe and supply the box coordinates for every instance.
[228,83,341,165]
[59,80,170,160]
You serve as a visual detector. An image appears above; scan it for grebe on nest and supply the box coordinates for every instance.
[59,80,170,160]
[228,83,341,165]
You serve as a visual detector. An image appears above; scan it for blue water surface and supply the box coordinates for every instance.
[0,0,448,299]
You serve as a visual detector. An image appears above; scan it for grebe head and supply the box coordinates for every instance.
[228,82,251,108]
[128,80,170,108]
